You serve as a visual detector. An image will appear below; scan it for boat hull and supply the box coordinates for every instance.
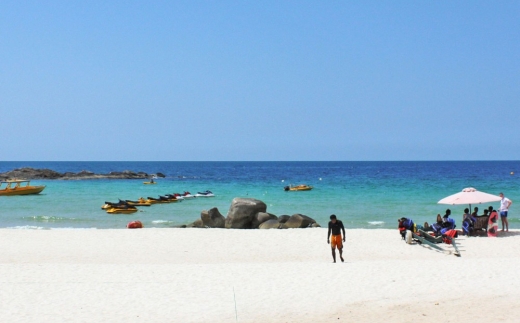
[0,186,46,196]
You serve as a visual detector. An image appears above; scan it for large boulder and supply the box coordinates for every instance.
[251,212,278,229]
[281,214,317,229]
[201,207,225,228]
[259,219,281,229]
[225,198,267,229]
[278,215,291,224]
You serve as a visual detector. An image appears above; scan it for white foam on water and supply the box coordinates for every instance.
[368,221,385,226]
[7,225,47,230]
[151,220,171,224]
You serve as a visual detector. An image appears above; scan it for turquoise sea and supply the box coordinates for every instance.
[1,161,519,230]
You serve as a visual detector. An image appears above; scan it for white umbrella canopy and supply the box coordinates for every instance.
[438,187,501,208]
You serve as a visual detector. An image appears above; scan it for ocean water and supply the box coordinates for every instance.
[1,161,519,230]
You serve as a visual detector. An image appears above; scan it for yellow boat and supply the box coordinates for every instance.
[106,207,138,214]
[284,184,313,191]
[143,181,157,185]
[0,180,46,196]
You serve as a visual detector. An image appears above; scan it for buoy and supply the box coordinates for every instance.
[127,220,143,229]
[511,171,514,175]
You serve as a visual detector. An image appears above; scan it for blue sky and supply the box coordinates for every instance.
[1,1,519,161]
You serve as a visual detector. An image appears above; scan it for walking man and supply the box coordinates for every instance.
[327,214,345,263]
[499,192,512,232]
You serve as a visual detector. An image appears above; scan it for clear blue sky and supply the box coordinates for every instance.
[1,1,519,161]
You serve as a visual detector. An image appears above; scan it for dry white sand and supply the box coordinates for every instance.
[1,228,520,322]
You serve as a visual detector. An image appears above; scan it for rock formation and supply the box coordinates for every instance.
[224,198,268,229]
[281,214,317,229]
[201,207,225,228]
[0,167,165,180]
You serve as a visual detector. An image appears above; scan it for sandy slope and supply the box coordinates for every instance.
[1,228,519,322]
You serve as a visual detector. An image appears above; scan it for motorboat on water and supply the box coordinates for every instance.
[0,180,46,196]
[284,184,313,191]
[195,190,215,197]
[143,175,158,184]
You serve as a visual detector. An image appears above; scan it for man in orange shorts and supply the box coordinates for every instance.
[327,214,346,263]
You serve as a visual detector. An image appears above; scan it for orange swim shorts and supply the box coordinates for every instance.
[330,234,343,249]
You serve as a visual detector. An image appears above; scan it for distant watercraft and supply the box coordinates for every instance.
[0,180,46,196]
[284,184,313,191]
[195,190,215,197]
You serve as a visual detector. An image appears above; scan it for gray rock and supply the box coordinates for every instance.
[0,167,157,180]
[251,212,278,229]
[311,222,321,228]
[225,198,267,229]
[258,219,281,229]
[281,214,317,229]
[187,218,204,228]
[278,215,291,224]
[201,207,225,228]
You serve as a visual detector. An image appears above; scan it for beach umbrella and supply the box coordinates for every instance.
[437,187,501,210]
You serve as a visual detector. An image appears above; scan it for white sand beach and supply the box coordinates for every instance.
[1,228,520,323]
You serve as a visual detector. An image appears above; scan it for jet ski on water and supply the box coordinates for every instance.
[146,195,174,204]
[125,197,152,206]
[101,199,128,210]
[164,194,183,202]
[195,190,215,197]
[181,191,195,199]
[106,204,138,214]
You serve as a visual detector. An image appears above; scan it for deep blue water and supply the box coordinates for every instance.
[1,161,519,229]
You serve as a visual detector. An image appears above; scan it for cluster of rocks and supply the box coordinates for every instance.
[183,197,320,229]
[0,167,166,180]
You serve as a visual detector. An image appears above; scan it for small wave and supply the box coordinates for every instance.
[151,220,174,224]
[22,216,73,222]
[368,221,385,226]
[52,227,98,230]
[6,226,48,230]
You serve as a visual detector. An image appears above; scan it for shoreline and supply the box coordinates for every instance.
[1,228,520,322]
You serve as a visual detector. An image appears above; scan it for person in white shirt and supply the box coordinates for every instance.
[499,192,512,232]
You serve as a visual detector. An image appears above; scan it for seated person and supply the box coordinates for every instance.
[431,214,443,236]
[462,207,476,236]
[440,209,456,235]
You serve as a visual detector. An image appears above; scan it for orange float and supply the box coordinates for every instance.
[127,220,143,229]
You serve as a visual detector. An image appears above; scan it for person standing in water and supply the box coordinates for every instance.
[499,192,512,232]
[327,214,346,263]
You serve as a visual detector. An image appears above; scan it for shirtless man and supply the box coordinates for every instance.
[327,214,346,263]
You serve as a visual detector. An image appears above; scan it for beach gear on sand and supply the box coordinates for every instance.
[127,221,143,229]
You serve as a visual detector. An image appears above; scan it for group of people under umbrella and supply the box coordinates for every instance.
[399,188,512,240]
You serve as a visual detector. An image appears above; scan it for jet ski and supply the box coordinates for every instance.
[125,197,152,206]
[106,205,138,214]
[181,191,195,199]
[195,190,215,197]
[101,199,129,210]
